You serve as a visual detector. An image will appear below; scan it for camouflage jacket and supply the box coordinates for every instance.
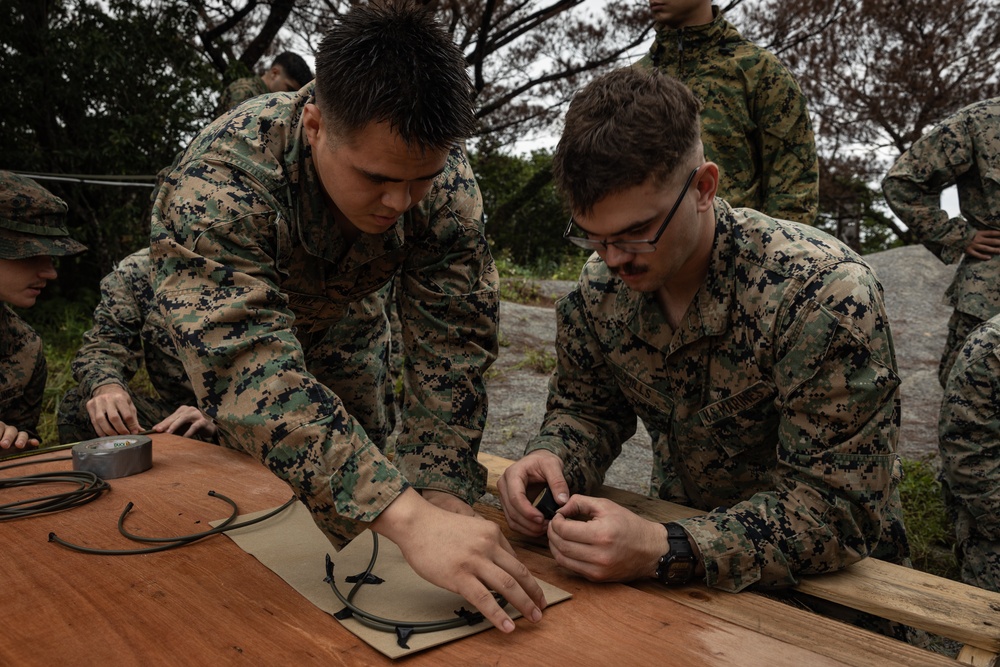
[882,97,1000,321]
[636,7,819,225]
[526,200,907,592]
[150,84,498,545]
[215,76,269,118]
[71,247,195,407]
[938,313,1000,541]
[0,305,46,440]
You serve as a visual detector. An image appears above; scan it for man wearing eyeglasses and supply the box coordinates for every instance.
[497,68,912,637]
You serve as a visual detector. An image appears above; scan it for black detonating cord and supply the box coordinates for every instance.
[0,456,110,521]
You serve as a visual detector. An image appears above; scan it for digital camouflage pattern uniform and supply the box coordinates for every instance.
[57,247,200,443]
[214,76,269,118]
[0,171,86,450]
[526,200,908,593]
[150,83,498,547]
[882,97,1000,387]
[635,6,819,225]
[0,305,45,444]
[938,313,1000,593]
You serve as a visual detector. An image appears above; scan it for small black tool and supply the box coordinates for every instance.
[532,486,560,520]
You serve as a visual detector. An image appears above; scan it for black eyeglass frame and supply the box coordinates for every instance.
[562,167,700,254]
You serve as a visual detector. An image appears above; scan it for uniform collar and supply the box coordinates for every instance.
[647,6,742,66]
[621,199,735,351]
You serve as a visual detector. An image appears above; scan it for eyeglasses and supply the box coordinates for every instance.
[563,167,699,254]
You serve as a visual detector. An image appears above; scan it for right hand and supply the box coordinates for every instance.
[371,487,546,633]
[86,383,141,436]
[965,230,1000,260]
[496,450,570,537]
[0,421,39,452]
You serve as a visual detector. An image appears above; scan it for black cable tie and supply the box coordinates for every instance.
[453,607,486,626]
[345,572,383,585]
[395,626,414,649]
[334,607,354,620]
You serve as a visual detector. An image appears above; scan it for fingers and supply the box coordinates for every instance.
[497,452,568,536]
[87,388,140,436]
[459,546,546,632]
[0,424,33,450]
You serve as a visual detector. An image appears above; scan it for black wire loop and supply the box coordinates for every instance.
[0,456,110,521]
[324,532,509,649]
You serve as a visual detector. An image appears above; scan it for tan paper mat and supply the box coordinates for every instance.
[214,502,571,658]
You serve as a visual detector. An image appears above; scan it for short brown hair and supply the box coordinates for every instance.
[553,68,702,214]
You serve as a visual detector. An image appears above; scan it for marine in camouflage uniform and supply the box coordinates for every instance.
[214,76,269,118]
[0,305,46,445]
[882,97,1000,387]
[527,201,908,591]
[0,171,86,454]
[635,4,819,225]
[56,247,204,443]
[150,81,498,546]
[938,313,1000,593]
[499,68,913,641]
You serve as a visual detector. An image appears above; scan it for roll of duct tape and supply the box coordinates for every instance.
[71,435,153,480]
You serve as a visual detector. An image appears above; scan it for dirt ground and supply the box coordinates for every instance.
[479,244,956,497]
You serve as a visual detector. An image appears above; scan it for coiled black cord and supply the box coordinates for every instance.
[0,456,110,521]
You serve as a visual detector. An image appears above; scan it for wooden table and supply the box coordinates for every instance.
[0,435,958,666]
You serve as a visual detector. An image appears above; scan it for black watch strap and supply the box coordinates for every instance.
[655,522,695,586]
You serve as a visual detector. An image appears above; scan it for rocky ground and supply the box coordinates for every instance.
[479,244,956,496]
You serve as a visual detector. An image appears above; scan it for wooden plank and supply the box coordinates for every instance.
[0,435,873,667]
[480,452,1000,655]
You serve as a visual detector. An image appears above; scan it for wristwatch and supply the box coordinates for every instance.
[655,523,695,585]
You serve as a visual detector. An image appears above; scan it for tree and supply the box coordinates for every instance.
[0,0,218,291]
[737,0,1000,246]
[195,0,654,147]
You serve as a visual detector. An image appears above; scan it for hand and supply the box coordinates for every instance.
[497,450,570,537]
[0,421,39,451]
[151,405,217,440]
[372,487,547,633]
[964,230,1000,260]
[546,495,666,583]
[86,384,141,436]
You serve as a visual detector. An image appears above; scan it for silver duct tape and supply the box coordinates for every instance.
[71,435,153,480]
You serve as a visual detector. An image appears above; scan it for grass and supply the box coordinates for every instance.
[898,456,960,581]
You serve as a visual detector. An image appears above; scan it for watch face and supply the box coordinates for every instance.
[666,559,694,584]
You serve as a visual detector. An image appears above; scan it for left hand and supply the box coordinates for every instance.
[547,494,666,582]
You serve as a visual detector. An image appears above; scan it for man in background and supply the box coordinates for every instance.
[882,97,1000,387]
[0,171,86,454]
[635,0,819,225]
[57,248,216,444]
[215,51,314,117]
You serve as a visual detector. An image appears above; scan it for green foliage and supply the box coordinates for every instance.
[0,0,219,294]
[20,295,97,445]
[899,457,960,581]
[472,148,586,269]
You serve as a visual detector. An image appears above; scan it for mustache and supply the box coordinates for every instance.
[609,262,647,277]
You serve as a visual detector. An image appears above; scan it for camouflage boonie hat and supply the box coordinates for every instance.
[0,171,87,260]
